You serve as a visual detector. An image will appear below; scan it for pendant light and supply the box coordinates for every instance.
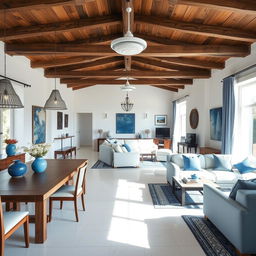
[120,79,136,92]
[0,11,24,109]
[121,92,134,112]
[111,7,147,56]
[44,32,67,110]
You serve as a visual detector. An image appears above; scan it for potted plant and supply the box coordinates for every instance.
[23,143,51,173]
[5,139,18,156]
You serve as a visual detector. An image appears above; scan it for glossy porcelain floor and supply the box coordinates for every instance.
[5,147,205,256]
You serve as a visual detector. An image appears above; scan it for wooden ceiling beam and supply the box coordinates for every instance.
[72,85,96,91]
[45,70,211,79]
[31,56,109,68]
[133,56,209,72]
[45,56,123,72]
[0,0,93,12]
[154,57,225,69]
[0,15,121,40]
[6,44,250,57]
[61,78,193,85]
[178,0,256,13]
[136,15,256,42]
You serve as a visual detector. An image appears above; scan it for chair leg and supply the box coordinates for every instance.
[24,216,29,248]
[60,201,63,209]
[0,236,4,256]
[49,199,53,222]
[74,199,79,222]
[81,194,85,211]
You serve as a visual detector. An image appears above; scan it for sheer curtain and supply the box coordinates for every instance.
[171,101,177,152]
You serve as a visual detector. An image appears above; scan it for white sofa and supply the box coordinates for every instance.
[166,154,256,188]
[99,139,158,168]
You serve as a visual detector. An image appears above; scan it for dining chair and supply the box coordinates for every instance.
[49,162,88,222]
[0,197,29,256]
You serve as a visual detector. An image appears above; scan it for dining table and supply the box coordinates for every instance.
[0,159,88,243]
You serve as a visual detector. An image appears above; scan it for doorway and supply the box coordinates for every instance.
[77,113,93,148]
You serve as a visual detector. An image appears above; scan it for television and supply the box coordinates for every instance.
[155,128,170,138]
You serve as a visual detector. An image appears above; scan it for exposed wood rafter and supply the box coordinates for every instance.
[0,15,122,40]
[45,70,211,78]
[136,15,256,42]
[6,44,250,57]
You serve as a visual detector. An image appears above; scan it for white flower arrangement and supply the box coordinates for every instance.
[23,143,51,158]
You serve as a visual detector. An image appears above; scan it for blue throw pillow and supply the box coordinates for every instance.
[234,158,256,174]
[123,143,131,152]
[182,155,201,171]
[229,179,256,200]
[213,154,232,171]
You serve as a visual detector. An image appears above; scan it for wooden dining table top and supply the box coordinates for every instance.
[0,159,88,200]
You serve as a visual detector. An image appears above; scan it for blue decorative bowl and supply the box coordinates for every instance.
[32,157,47,173]
[8,160,27,178]
[191,174,198,180]
[6,144,16,157]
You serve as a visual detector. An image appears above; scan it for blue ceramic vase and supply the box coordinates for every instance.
[31,157,47,173]
[6,144,16,156]
[8,160,27,178]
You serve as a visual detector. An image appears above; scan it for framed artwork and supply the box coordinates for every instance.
[155,115,167,126]
[64,114,68,128]
[189,108,199,129]
[116,113,135,134]
[57,112,63,130]
[210,107,222,141]
[32,106,46,144]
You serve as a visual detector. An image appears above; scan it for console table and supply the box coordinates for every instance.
[177,142,197,153]
[0,153,25,171]
[54,136,76,159]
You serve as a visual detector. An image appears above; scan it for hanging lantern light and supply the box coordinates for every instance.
[121,93,134,112]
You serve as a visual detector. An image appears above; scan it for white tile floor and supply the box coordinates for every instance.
[4,147,205,256]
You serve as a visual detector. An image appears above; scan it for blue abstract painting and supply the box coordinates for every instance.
[116,113,135,134]
[32,106,46,144]
[210,107,222,141]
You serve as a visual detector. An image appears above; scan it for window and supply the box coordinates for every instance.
[233,76,256,158]
[0,109,13,154]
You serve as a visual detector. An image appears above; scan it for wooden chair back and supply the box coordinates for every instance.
[75,162,88,196]
[0,196,4,245]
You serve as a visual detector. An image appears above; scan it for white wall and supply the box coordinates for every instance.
[0,42,75,158]
[173,43,256,150]
[74,85,173,150]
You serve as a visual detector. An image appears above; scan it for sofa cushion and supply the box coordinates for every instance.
[229,179,256,200]
[113,144,123,153]
[205,154,215,169]
[171,154,205,169]
[213,154,232,171]
[121,146,128,153]
[208,170,238,184]
[234,157,256,174]
[124,140,139,152]
[183,155,201,171]
[179,170,216,182]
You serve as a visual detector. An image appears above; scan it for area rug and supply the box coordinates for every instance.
[91,160,166,170]
[148,183,203,209]
[182,215,239,256]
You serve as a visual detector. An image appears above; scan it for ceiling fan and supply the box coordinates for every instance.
[111,7,147,56]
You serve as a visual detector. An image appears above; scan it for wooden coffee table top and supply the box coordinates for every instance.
[172,176,220,189]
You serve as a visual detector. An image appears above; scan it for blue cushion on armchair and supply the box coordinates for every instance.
[229,179,256,200]
[123,143,131,152]
[213,154,232,171]
[182,155,201,171]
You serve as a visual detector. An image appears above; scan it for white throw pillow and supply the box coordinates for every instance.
[122,146,128,153]
[113,144,123,153]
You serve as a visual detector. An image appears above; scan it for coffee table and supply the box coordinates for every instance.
[172,176,220,206]
[140,153,156,162]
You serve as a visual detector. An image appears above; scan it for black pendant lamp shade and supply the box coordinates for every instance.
[44,89,67,110]
[0,79,24,108]
[121,93,134,112]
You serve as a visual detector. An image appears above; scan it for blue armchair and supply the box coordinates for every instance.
[203,184,256,255]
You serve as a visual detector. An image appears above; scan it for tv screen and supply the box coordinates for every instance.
[155,128,170,138]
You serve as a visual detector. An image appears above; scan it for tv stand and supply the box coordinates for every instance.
[153,138,172,149]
